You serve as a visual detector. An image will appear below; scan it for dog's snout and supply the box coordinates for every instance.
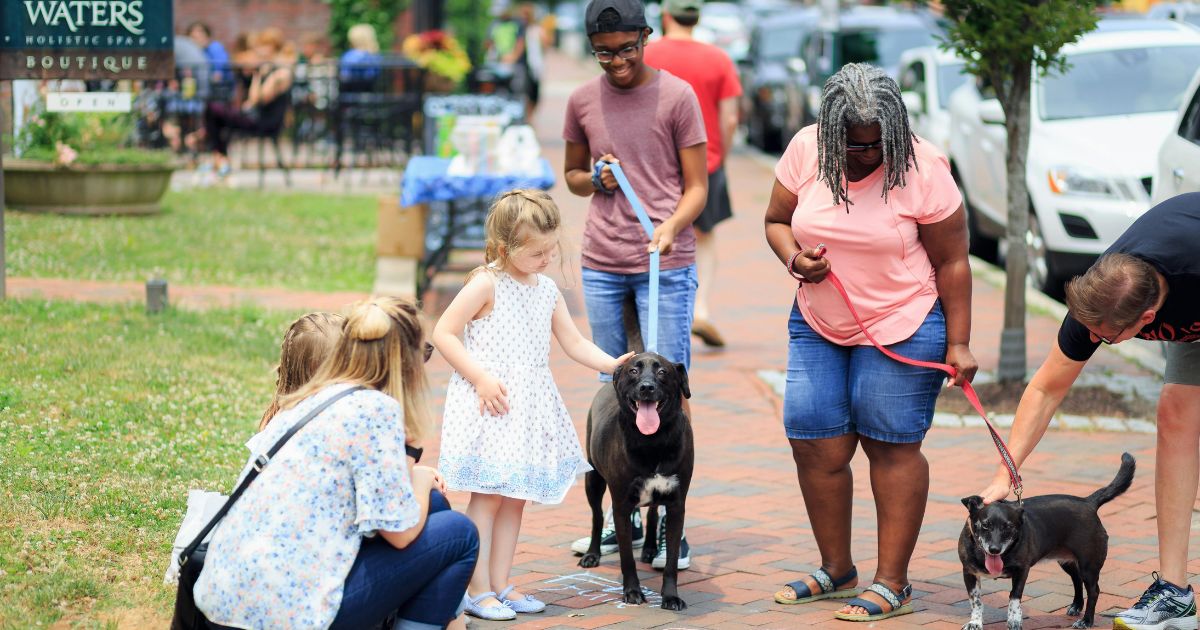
[638,381,657,394]
[987,545,1002,555]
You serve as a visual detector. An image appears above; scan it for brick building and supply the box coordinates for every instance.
[174,0,416,54]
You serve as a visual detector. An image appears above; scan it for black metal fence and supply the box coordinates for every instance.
[127,55,428,172]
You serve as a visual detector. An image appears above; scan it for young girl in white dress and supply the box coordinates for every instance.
[432,189,632,620]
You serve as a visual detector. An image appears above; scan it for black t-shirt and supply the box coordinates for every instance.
[1058,192,1200,361]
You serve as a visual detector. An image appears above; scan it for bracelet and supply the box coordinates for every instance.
[786,251,809,283]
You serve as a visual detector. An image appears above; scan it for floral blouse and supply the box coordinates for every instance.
[194,383,419,629]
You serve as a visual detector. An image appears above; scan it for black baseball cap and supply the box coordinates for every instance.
[585,0,650,36]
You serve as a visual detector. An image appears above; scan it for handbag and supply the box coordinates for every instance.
[169,385,364,630]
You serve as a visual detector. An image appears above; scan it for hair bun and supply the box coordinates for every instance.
[349,302,391,341]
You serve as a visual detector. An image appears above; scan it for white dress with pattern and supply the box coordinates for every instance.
[439,271,591,504]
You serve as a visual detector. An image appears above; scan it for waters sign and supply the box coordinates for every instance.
[1,1,173,79]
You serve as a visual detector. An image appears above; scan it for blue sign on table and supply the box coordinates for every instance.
[0,0,174,79]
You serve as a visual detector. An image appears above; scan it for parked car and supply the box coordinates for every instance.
[738,8,819,152]
[693,1,751,63]
[797,6,940,124]
[1153,68,1200,200]
[1146,2,1200,29]
[946,21,1200,294]
[897,46,971,155]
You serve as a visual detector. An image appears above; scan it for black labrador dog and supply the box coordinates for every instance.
[578,352,693,611]
[958,452,1135,629]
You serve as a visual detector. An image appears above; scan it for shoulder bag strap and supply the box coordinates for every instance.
[177,385,366,566]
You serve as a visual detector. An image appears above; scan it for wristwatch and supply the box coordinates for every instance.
[592,161,614,195]
[405,444,423,463]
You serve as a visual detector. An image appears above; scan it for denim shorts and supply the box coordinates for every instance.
[783,300,947,444]
[582,264,697,381]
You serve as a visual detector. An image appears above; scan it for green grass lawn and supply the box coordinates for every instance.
[0,299,301,627]
[5,189,379,293]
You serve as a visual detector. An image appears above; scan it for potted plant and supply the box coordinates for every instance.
[4,109,177,215]
[401,30,472,93]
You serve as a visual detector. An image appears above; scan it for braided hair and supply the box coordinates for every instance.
[816,63,917,208]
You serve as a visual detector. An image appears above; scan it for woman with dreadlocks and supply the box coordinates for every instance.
[764,63,976,622]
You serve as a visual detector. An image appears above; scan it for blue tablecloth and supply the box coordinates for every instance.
[400,156,555,207]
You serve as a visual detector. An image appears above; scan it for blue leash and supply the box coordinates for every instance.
[601,161,659,354]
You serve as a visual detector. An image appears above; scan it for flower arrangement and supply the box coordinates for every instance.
[401,30,472,85]
[15,109,174,167]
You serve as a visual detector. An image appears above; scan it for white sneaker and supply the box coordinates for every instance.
[650,513,691,570]
[570,510,643,555]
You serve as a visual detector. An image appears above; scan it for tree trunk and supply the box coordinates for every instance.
[998,65,1033,383]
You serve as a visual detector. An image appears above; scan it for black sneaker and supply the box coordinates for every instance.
[1114,572,1197,630]
[651,512,691,570]
[570,510,643,555]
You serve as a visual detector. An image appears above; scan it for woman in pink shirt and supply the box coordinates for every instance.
[764,63,977,622]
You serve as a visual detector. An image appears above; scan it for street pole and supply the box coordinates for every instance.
[1,101,6,301]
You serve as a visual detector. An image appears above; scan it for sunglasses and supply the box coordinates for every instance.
[592,34,643,64]
[846,139,883,152]
[423,341,434,362]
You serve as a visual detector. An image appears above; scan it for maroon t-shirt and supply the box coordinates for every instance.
[563,70,707,274]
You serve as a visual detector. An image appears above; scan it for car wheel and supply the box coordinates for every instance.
[1025,212,1065,299]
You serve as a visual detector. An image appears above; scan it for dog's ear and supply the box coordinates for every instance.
[674,362,690,400]
[961,495,984,513]
[613,358,626,385]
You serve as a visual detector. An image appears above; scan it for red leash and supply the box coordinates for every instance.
[789,245,1024,500]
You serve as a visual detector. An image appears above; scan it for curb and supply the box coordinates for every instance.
[756,368,1154,434]
[969,258,1166,378]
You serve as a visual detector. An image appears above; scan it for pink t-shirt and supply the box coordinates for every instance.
[775,125,962,346]
[563,70,707,274]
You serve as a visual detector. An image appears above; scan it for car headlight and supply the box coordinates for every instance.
[1046,167,1117,199]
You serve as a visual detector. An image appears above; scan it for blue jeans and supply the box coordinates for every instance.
[783,301,947,444]
[582,264,697,381]
[328,491,478,630]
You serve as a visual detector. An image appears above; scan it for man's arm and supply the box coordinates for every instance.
[650,142,707,254]
[565,140,597,197]
[979,343,1087,503]
[719,96,738,162]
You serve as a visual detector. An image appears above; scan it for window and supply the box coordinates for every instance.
[1039,45,1200,120]
[1180,83,1200,146]
[900,60,926,93]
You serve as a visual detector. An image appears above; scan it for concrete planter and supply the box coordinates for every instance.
[3,159,176,215]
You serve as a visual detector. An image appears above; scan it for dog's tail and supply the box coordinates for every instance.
[1086,452,1136,508]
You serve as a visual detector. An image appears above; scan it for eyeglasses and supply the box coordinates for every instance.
[591,34,643,64]
[1092,323,1131,345]
[846,139,883,152]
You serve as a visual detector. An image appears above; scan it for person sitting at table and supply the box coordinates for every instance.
[339,24,382,93]
[199,28,294,182]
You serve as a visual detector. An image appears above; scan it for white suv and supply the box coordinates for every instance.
[946,20,1200,294]
[1153,68,1200,200]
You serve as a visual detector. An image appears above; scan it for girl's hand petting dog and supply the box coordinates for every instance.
[605,351,636,375]
[979,473,1013,505]
[475,374,509,416]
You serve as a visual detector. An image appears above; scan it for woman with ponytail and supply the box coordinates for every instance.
[195,297,478,630]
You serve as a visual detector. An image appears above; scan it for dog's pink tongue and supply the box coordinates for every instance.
[984,553,1004,576]
[635,401,660,435]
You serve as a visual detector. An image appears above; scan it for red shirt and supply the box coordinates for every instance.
[644,38,742,173]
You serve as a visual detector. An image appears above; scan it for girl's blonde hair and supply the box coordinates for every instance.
[348,24,380,54]
[279,297,433,442]
[260,312,345,431]
[470,189,563,281]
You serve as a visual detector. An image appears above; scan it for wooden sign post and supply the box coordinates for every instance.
[0,0,175,299]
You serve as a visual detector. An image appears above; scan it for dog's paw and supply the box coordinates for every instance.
[961,624,983,630]
[661,595,687,611]
[1069,620,1093,629]
[1066,604,1082,616]
[578,553,600,568]
[622,587,647,605]
[640,548,656,564]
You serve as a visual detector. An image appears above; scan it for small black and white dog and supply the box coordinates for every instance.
[958,453,1135,630]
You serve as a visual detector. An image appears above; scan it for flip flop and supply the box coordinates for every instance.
[775,565,859,605]
[833,582,914,622]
